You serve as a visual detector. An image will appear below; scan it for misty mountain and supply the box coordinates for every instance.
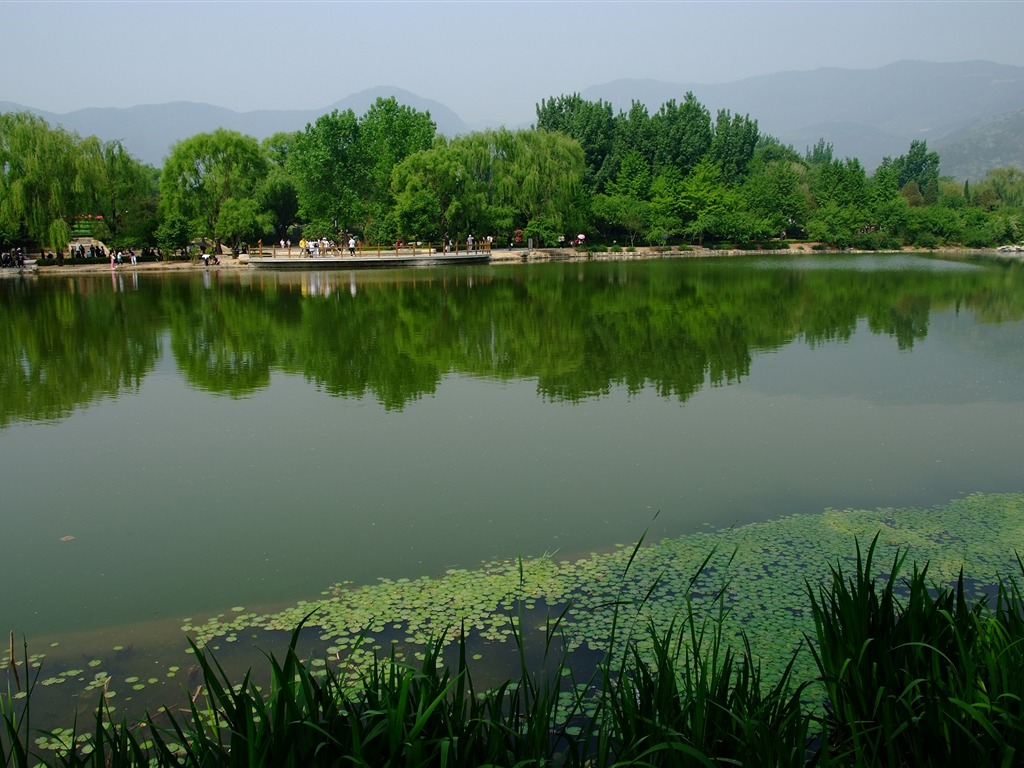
[932,108,1024,181]
[0,86,470,167]
[2,61,1022,179]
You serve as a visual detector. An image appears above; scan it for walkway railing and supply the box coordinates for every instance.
[256,241,494,258]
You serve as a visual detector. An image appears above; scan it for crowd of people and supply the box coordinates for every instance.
[70,242,106,260]
[291,235,359,257]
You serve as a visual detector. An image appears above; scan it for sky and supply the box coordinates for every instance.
[3,0,1024,126]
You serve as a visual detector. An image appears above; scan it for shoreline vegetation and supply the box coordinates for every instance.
[5,94,1024,289]
[4,492,1024,765]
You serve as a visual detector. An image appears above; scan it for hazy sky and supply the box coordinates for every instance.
[3,0,1023,125]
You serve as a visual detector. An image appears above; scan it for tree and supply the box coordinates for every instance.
[80,137,157,247]
[216,196,269,249]
[650,93,712,178]
[356,97,436,243]
[489,129,586,243]
[160,129,268,252]
[709,109,760,186]
[649,167,686,240]
[0,111,95,257]
[255,167,299,242]
[804,139,835,167]
[806,156,871,246]
[982,167,1024,208]
[867,162,909,244]
[884,140,940,194]
[155,212,192,257]
[742,157,807,239]
[256,132,302,240]
[262,131,298,169]
[666,158,734,246]
[392,135,494,243]
[591,149,653,245]
[392,129,585,246]
[288,110,361,236]
[535,94,616,193]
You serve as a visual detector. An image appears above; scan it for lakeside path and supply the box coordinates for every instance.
[8,243,1024,278]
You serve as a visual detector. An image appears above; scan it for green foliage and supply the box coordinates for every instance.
[522,214,562,247]
[287,98,435,243]
[980,166,1024,208]
[650,92,713,179]
[709,109,760,185]
[535,93,616,193]
[8,89,1024,256]
[288,108,361,233]
[885,139,941,193]
[154,212,191,255]
[0,111,128,255]
[742,157,808,238]
[160,128,268,250]
[392,128,584,244]
[255,166,299,240]
[591,191,651,246]
[808,536,1024,765]
[80,137,159,247]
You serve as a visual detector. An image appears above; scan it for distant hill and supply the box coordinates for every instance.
[2,61,1022,179]
[933,108,1024,181]
[0,86,470,167]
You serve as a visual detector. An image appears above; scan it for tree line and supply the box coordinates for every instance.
[2,93,1023,257]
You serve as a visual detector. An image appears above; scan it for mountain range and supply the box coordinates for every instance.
[2,60,1022,180]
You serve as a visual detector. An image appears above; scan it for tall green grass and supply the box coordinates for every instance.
[807,535,1024,766]
[4,539,1023,767]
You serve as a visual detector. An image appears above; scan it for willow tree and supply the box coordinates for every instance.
[0,111,98,257]
[160,128,267,252]
[79,137,156,246]
[392,136,478,243]
[488,128,586,244]
[392,128,585,246]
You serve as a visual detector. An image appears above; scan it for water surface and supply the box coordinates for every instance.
[3,253,1023,640]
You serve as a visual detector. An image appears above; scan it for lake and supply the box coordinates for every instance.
[2,253,1023,655]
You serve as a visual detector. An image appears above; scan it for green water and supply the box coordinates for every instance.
[2,253,1023,643]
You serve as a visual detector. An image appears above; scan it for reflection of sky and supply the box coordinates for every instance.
[749,312,1024,405]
